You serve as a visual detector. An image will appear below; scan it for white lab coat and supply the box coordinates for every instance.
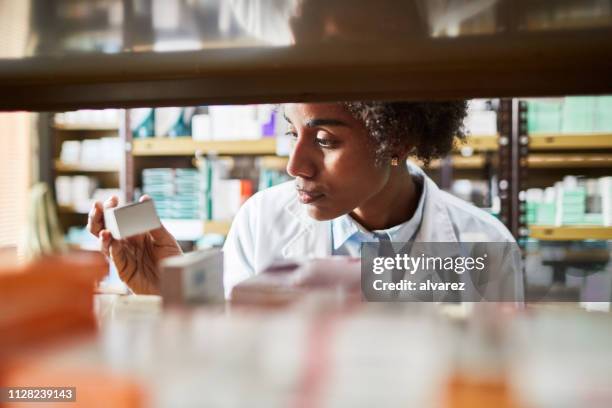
[223,164,522,300]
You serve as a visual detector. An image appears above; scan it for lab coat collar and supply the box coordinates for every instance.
[331,213,363,252]
[281,162,458,258]
[331,170,427,251]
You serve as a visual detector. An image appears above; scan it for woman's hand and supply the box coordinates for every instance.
[87,195,182,295]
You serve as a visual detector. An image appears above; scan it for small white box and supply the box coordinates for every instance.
[103,200,162,239]
[59,140,81,164]
[191,114,212,140]
[160,248,224,305]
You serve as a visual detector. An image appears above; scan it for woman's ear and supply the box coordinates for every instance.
[393,145,413,162]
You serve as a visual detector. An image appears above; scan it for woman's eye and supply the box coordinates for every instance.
[316,138,337,148]
[285,131,298,138]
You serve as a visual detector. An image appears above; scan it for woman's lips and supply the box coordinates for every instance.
[297,189,324,204]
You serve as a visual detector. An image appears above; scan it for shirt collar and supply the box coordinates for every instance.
[332,171,427,250]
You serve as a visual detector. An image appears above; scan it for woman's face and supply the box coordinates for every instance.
[284,103,391,220]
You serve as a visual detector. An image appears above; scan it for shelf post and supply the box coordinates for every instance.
[120,109,134,202]
[498,99,529,243]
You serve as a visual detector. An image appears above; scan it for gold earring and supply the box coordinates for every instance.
[391,156,399,166]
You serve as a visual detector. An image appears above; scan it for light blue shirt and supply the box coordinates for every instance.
[331,175,426,257]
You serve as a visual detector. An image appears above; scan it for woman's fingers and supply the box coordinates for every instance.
[103,195,119,209]
[99,229,112,257]
[87,201,104,237]
[88,196,119,238]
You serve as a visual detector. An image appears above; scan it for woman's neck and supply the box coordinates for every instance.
[350,167,419,231]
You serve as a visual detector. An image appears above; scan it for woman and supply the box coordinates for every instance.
[88,101,518,298]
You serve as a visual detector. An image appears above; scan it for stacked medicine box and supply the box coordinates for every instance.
[526,176,611,227]
[527,96,612,133]
[142,168,204,220]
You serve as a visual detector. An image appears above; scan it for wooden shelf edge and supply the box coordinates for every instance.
[529,133,612,150]
[527,153,612,168]
[529,225,612,241]
[132,138,277,156]
[247,155,487,170]
[418,155,486,170]
[203,220,232,235]
[55,160,118,172]
[58,205,88,214]
[457,133,612,152]
[259,156,289,170]
[459,134,499,151]
[53,123,119,131]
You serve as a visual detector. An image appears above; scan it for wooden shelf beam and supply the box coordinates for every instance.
[55,160,118,172]
[530,226,612,241]
[527,153,612,168]
[459,135,498,151]
[203,220,232,235]
[529,133,612,150]
[132,138,277,156]
[53,123,119,131]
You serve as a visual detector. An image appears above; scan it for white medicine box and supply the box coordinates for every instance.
[103,200,162,239]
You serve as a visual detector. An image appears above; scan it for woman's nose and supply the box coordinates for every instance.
[286,136,316,179]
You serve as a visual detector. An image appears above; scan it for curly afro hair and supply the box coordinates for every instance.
[343,101,468,166]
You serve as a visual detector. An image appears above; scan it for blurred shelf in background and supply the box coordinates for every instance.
[459,133,612,152]
[132,138,277,156]
[52,123,119,131]
[58,205,88,214]
[530,226,612,241]
[429,155,486,170]
[527,153,612,168]
[461,134,498,151]
[55,160,118,173]
[529,133,612,150]
[203,220,232,236]
[262,155,489,171]
[258,156,289,171]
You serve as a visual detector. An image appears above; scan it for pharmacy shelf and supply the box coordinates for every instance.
[130,134,612,158]
[259,156,289,170]
[206,221,612,240]
[55,160,118,172]
[435,155,485,169]
[527,153,612,168]
[58,205,88,214]
[260,155,487,171]
[529,133,612,150]
[203,220,232,235]
[418,155,486,170]
[460,135,498,151]
[160,219,233,239]
[53,123,119,131]
[530,226,612,241]
[456,133,612,152]
[132,138,277,156]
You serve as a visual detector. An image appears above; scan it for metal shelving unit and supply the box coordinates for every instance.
[50,119,122,233]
